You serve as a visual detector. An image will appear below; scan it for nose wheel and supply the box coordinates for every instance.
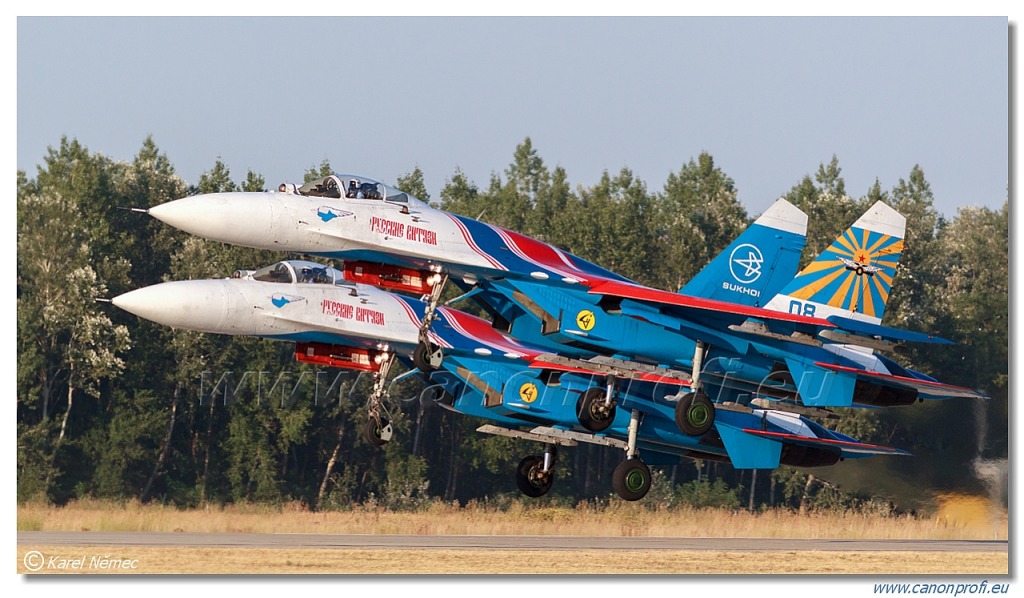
[364,352,396,447]
[413,340,444,372]
[364,413,393,447]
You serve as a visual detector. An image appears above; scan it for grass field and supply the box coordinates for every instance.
[16,495,1007,540]
[16,496,1008,575]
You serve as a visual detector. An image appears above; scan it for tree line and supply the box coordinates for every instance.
[16,136,1008,513]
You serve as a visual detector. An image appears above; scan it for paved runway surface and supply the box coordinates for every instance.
[18,531,1008,553]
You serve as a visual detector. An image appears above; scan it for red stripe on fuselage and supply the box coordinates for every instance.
[444,213,508,271]
[492,225,591,284]
[438,306,535,359]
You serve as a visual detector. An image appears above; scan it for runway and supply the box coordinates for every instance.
[17,531,1008,553]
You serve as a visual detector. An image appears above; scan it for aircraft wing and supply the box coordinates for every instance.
[587,279,835,337]
[814,362,990,400]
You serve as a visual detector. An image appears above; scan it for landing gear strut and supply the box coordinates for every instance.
[612,408,652,501]
[411,271,448,374]
[515,444,558,497]
[412,340,444,372]
[674,340,716,436]
[363,352,396,447]
[417,271,448,347]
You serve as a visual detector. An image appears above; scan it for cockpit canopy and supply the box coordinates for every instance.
[240,260,347,286]
[296,174,412,205]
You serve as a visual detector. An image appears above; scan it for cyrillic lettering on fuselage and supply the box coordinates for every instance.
[370,217,438,246]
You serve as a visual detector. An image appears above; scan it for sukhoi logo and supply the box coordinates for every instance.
[729,244,764,284]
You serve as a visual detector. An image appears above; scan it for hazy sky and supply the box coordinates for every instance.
[17,16,1009,219]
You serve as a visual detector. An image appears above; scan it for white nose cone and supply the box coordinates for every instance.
[112,280,243,334]
[149,193,281,250]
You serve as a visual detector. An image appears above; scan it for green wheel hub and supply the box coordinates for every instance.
[624,468,647,493]
[687,402,711,428]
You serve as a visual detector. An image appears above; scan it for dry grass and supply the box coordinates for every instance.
[16,546,1009,575]
[17,494,1007,541]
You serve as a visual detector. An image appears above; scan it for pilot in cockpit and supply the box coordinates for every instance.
[347,179,359,198]
[300,267,331,284]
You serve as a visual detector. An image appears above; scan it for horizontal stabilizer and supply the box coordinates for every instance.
[814,362,990,400]
[825,315,954,345]
[741,429,911,457]
[786,357,856,407]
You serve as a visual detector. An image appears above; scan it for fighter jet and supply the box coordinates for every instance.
[111,259,908,500]
[141,174,986,436]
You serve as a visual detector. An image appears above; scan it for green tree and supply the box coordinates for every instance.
[658,152,749,290]
[395,167,430,203]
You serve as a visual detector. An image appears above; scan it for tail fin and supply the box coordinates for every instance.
[679,198,806,307]
[764,201,905,325]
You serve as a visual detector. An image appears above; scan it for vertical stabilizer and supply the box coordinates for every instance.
[765,201,906,325]
[679,198,807,307]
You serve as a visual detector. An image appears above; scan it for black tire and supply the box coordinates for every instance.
[365,416,391,447]
[674,391,715,436]
[515,456,553,498]
[612,459,651,501]
[412,342,442,372]
[576,388,616,432]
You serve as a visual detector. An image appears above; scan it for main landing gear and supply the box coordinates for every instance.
[612,459,652,502]
[612,408,652,501]
[503,410,652,501]
[480,408,654,501]
[673,340,716,436]
[674,391,715,436]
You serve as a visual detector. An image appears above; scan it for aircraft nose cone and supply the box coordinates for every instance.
[112,280,239,333]
[149,193,281,249]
